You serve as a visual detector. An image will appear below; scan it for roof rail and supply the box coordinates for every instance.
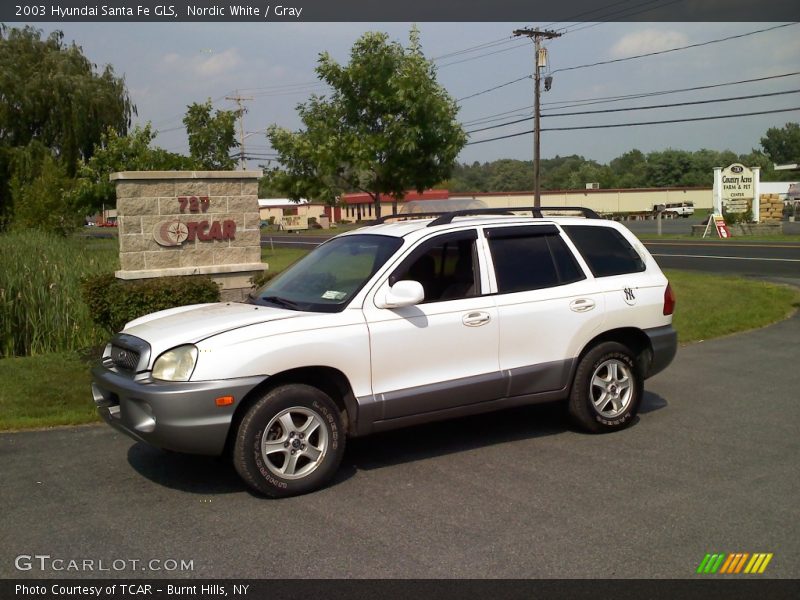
[371,206,601,226]
[370,211,491,225]
[427,206,601,226]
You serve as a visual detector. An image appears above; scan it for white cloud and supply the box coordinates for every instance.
[157,48,243,78]
[610,30,690,58]
[195,48,243,77]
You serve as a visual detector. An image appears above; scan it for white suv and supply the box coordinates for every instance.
[92,207,677,497]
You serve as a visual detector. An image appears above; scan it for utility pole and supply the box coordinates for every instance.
[225,92,254,170]
[513,27,561,207]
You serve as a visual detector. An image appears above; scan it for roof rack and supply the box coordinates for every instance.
[372,206,600,226]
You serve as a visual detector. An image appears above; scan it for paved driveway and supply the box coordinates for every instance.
[2,313,799,579]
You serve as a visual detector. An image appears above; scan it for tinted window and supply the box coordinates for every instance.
[563,225,645,277]
[392,231,480,303]
[487,227,585,293]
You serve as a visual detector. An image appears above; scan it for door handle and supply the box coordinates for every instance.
[463,311,491,327]
[569,298,596,313]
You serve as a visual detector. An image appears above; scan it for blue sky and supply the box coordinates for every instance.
[19,20,800,166]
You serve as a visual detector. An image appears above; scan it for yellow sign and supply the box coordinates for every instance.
[279,215,309,231]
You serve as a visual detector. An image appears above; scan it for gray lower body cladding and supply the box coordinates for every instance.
[91,366,264,455]
[355,359,576,436]
[642,325,678,378]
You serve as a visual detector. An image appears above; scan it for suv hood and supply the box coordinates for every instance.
[122,302,302,363]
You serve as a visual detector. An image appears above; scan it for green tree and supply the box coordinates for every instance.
[71,124,195,215]
[10,145,80,235]
[760,122,800,165]
[0,25,134,228]
[267,28,466,218]
[183,99,239,170]
[608,150,647,188]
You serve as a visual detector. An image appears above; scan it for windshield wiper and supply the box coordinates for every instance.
[260,295,302,310]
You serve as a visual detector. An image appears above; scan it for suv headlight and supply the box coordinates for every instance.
[152,345,198,382]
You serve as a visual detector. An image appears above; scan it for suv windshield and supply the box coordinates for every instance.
[251,234,403,312]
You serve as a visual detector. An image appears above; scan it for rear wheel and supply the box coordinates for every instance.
[233,384,345,497]
[568,342,642,433]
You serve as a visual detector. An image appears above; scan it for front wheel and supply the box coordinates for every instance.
[568,342,643,433]
[233,384,345,497]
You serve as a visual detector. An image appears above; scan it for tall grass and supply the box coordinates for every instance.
[0,231,118,357]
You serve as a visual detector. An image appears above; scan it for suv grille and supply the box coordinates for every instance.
[110,345,140,372]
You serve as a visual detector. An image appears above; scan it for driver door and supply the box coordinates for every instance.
[363,229,502,423]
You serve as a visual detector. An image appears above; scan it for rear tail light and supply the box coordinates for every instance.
[663,282,676,315]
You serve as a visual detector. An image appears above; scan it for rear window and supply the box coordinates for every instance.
[563,225,645,277]
[486,226,585,293]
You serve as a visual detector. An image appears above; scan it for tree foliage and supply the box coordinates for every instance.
[447,142,795,193]
[183,99,239,170]
[72,124,195,214]
[267,28,467,217]
[760,122,800,166]
[9,144,80,235]
[0,25,134,230]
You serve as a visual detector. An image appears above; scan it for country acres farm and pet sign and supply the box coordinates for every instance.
[720,163,755,213]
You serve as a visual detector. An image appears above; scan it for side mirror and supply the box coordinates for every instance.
[375,280,425,309]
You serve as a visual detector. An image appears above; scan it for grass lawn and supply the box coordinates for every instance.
[665,270,799,343]
[262,247,310,272]
[1,265,797,430]
[0,352,97,430]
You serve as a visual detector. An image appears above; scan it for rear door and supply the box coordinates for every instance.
[484,224,605,396]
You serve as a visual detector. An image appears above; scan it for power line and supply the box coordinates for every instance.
[551,22,799,74]
[431,36,518,61]
[453,24,798,105]
[557,0,684,35]
[456,75,531,103]
[437,40,531,69]
[464,89,800,134]
[465,106,800,145]
[542,0,643,29]
[542,71,800,109]
[459,70,800,125]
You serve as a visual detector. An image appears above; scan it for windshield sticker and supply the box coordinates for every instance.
[322,290,347,301]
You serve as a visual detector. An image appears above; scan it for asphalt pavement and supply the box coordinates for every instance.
[3,310,799,579]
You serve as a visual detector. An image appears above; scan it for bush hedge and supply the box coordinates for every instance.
[82,274,220,333]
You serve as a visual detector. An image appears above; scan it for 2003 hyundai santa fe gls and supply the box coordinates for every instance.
[92,207,677,497]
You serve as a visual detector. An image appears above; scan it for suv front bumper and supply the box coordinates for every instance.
[91,366,265,455]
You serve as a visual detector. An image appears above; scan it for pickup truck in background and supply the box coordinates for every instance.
[661,202,695,218]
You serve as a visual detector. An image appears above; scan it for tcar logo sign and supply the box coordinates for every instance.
[152,196,237,247]
[153,220,237,247]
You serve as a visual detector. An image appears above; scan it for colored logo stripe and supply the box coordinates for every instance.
[697,553,773,574]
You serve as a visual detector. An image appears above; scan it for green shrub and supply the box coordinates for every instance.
[82,274,220,333]
[0,230,117,357]
[250,270,277,289]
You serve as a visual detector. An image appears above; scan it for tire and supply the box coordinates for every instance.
[568,342,643,433]
[233,384,345,497]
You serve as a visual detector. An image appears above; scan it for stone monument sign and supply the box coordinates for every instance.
[112,170,267,301]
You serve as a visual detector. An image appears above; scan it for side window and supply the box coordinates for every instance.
[391,231,480,303]
[486,225,585,294]
[563,225,646,277]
